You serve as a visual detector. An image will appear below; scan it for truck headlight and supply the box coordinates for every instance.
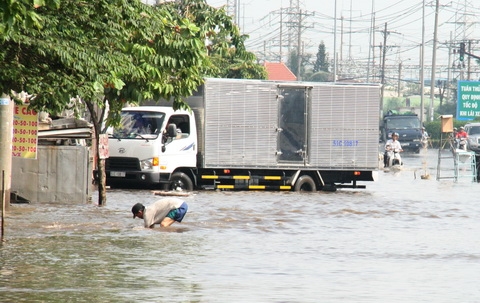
[140,157,159,170]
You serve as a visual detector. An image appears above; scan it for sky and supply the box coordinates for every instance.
[206,0,480,81]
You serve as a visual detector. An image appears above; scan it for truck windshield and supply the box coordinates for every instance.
[111,111,165,139]
[386,117,421,129]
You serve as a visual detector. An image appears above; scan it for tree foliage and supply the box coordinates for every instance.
[313,41,329,73]
[0,0,60,39]
[1,0,265,119]
[1,0,208,205]
[286,50,312,79]
[0,0,266,205]
[307,71,331,82]
[162,0,267,79]
[4,0,207,113]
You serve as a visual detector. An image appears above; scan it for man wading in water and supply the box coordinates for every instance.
[132,197,188,228]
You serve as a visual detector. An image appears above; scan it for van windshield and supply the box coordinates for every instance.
[111,111,165,139]
[467,126,480,135]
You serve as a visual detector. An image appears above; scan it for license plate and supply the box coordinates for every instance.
[110,171,126,177]
[401,143,409,146]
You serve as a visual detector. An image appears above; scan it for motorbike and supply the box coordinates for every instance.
[384,148,403,167]
[456,137,467,151]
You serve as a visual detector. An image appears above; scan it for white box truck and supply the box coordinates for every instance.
[105,78,380,191]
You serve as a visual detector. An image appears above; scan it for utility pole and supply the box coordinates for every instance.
[287,8,313,79]
[280,9,283,62]
[266,3,311,68]
[380,23,388,119]
[398,61,402,97]
[0,94,13,210]
[333,0,337,82]
[367,5,375,82]
[420,0,425,125]
[340,16,344,62]
[429,0,439,122]
[226,0,241,26]
[297,10,302,80]
[467,40,471,80]
[377,22,400,118]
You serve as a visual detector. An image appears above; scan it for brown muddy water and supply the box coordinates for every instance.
[1,148,479,302]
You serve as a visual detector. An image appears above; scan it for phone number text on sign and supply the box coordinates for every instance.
[13,105,38,159]
[332,140,359,147]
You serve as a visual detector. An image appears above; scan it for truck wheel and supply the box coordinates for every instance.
[294,175,316,192]
[169,172,194,191]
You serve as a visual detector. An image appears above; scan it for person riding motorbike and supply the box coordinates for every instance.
[456,126,468,150]
[384,132,403,167]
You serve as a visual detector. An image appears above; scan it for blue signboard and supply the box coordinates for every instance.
[457,81,480,121]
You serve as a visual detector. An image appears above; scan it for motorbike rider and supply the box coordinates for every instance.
[456,126,468,139]
[384,132,403,167]
[456,126,468,150]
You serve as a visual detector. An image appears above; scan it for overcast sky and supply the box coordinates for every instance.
[206,0,480,79]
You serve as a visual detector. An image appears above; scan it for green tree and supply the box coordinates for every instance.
[287,50,311,79]
[313,41,329,73]
[0,0,60,39]
[1,0,207,205]
[384,97,404,113]
[307,71,331,82]
[1,0,265,205]
[164,0,267,79]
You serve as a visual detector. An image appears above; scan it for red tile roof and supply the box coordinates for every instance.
[264,62,297,81]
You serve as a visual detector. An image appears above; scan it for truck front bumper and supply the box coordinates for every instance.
[104,170,171,186]
[401,141,422,151]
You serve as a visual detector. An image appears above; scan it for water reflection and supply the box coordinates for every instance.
[1,148,479,302]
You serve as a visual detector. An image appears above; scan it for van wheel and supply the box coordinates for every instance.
[169,172,194,191]
[294,175,316,192]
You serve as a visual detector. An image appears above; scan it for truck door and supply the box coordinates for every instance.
[277,86,309,164]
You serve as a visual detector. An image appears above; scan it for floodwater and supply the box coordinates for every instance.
[1,148,480,303]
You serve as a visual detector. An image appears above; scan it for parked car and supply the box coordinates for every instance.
[464,122,480,152]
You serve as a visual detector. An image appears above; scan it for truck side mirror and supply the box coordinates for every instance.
[167,123,177,137]
[161,124,177,153]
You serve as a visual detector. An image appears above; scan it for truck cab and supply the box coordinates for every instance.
[106,106,197,190]
[381,113,423,153]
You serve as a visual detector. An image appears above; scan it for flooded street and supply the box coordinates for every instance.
[1,148,480,302]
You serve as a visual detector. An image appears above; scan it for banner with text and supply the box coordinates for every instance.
[457,81,480,121]
[13,105,38,159]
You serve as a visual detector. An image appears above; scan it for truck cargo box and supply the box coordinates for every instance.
[195,78,380,171]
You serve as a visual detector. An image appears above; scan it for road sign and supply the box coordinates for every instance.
[457,81,480,121]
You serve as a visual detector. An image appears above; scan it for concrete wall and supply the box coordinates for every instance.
[12,145,92,203]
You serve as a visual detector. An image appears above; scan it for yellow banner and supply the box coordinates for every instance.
[12,105,38,159]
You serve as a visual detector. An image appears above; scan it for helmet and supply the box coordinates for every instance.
[460,126,465,130]
[392,132,399,137]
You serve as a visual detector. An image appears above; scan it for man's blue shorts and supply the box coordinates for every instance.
[166,202,188,222]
